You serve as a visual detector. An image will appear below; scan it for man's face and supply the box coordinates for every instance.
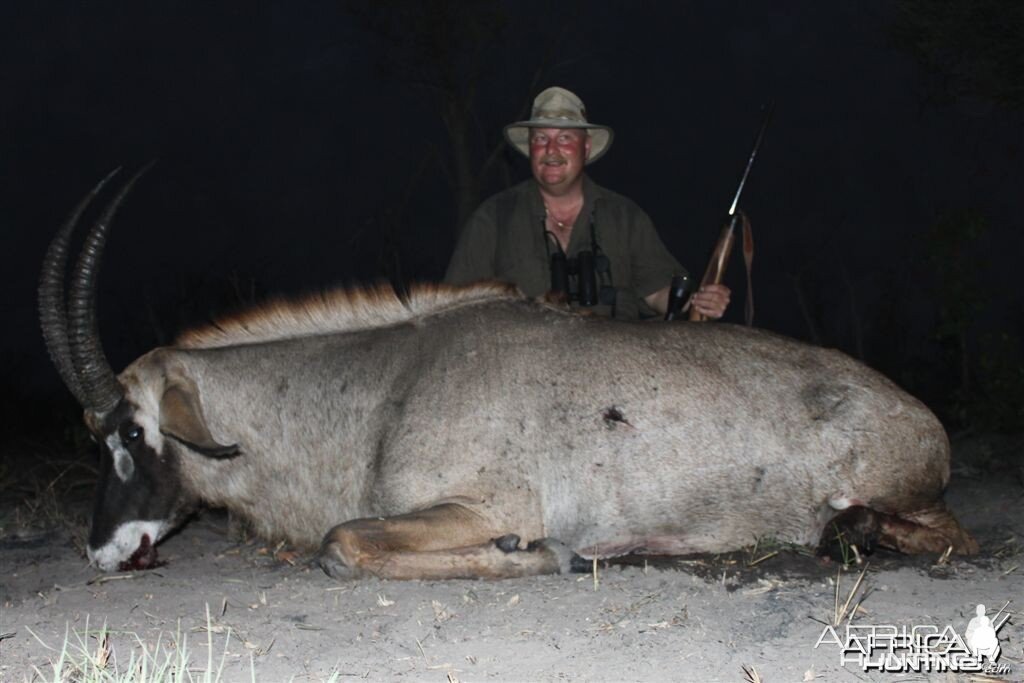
[529,127,591,195]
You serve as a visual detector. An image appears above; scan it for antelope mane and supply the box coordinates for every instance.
[176,282,520,349]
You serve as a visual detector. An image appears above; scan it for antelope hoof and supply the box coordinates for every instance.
[315,542,362,581]
[819,507,880,562]
[527,537,582,574]
[493,534,522,553]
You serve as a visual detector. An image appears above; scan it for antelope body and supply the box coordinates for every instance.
[40,172,977,580]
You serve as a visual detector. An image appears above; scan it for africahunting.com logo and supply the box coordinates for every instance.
[815,602,1013,675]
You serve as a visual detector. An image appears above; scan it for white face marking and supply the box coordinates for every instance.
[104,434,135,482]
[135,410,164,452]
[87,520,168,571]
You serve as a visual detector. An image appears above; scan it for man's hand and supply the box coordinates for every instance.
[644,283,731,319]
[687,284,730,319]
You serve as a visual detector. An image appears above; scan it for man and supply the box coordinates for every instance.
[444,86,730,320]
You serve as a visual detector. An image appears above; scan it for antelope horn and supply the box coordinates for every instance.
[38,168,121,407]
[67,164,154,413]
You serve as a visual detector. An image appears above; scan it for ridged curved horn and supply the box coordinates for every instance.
[38,168,121,407]
[67,164,154,414]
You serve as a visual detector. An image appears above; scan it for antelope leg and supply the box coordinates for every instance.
[316,503,577,580]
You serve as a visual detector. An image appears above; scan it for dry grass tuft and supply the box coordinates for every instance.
[14,603,352,682]
[0,440,95,553]
[833,562,870,626]
[741,664,763,682]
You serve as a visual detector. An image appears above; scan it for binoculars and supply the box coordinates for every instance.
[549,251,615,307]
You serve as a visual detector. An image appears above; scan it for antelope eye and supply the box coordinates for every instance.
[125,427,143,442]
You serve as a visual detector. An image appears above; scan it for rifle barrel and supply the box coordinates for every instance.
[727,101,776,216]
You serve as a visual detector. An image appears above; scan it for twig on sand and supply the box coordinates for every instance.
[86,573,135,586]
[748,550,779,567]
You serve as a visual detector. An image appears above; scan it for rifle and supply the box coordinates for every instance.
[666,102,774,322]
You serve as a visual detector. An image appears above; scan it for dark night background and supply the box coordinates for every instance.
[2,1,1022,442]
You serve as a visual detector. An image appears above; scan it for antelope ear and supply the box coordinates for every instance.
[159,379,240,458]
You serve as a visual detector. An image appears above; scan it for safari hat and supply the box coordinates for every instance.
[504,87,614,164]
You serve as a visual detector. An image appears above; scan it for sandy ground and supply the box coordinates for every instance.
[1,434,1022,682]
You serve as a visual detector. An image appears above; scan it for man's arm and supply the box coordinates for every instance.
[642,286,671,314]
[644,284,730,318]
[627,206,730,319]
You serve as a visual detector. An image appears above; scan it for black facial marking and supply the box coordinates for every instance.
[88,400,186,553]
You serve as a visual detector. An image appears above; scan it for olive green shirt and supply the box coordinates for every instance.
[444,177,685,319]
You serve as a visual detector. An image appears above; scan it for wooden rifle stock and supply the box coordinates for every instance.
[688,214,739,322]
[687,101,772,324]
